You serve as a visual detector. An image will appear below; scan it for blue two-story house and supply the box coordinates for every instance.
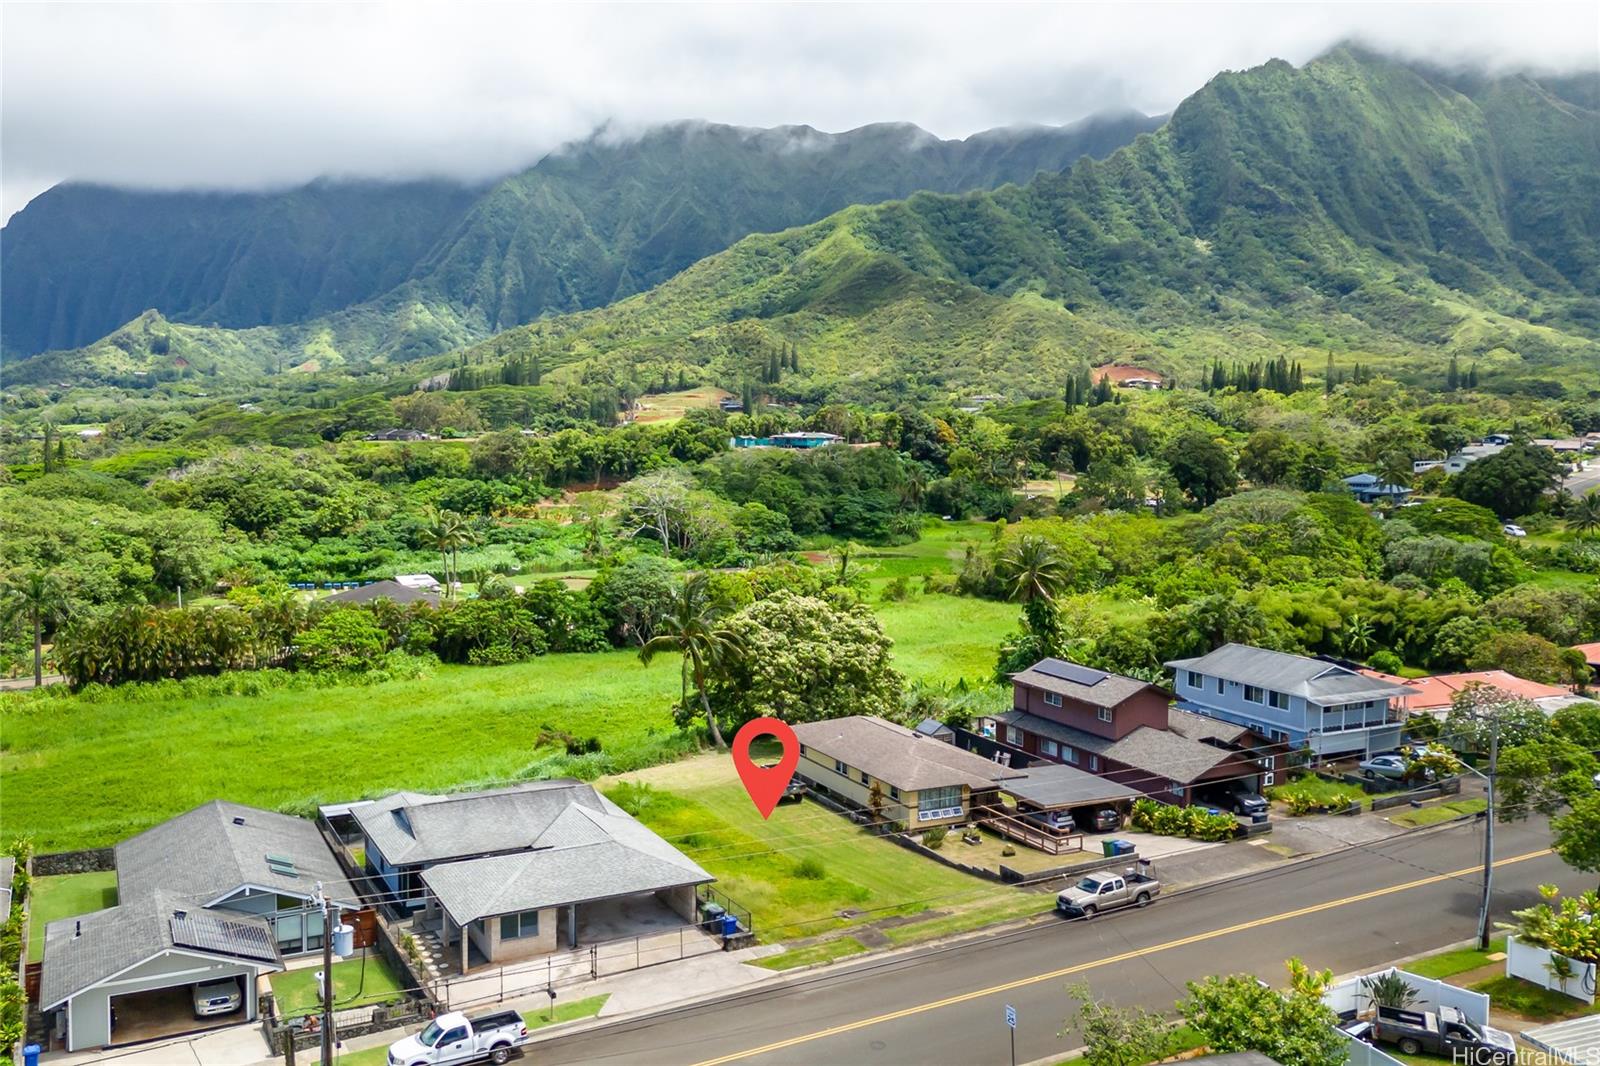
[1165,644,1414,758]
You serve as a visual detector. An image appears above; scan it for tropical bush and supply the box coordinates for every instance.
[1131,797,1238,841]
[1504,886,1600,964]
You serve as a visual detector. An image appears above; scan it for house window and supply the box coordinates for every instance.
[1063,747,1079,765]
[889,786,900,801]
[1005,725,1021,746]
[1269,691,1290,710]
[834,759,847,775]
[799,744,807,756]
[1041,739,1059,758]
[1262,771,1275,787]
[918,786,962,820]
[1244,685,1264,703]
[860,770,870,785]
[1089,755,1100,771]
[1187,670,1203,688]
[1043,691,1063,707]
[1097,707,1113,723]
[1215,677,1225,695]
[1170,783,1186,798]
[499,910,540,940]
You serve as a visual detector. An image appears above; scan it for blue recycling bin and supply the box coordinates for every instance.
[23,1044,40,1066]
[1112,839,1135,856]
[721,914,739,936]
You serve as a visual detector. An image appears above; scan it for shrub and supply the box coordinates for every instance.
[794,857,827,880]
[880,576,913,602]
[922,827,948,850]
[1001,845,1017,857]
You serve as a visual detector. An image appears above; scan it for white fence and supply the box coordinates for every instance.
[1506,936,1597,1005]
[1323,967,1490,1026]
[1336,1028,1405,1066]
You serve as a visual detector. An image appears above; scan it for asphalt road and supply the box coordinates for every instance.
[535,817,1583,1066]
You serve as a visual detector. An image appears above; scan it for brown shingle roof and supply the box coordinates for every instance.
[792,716,1025,792]
[1011,659,1162,709]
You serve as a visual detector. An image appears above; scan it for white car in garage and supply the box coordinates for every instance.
[192,978,242,1018]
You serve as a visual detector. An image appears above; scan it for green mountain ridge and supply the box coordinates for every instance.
[1,111,1159,373]
[436,47,1600,404]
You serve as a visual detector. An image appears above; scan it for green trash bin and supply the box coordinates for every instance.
[1101,839,1115,857]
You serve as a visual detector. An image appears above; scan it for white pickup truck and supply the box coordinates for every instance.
[1055,867,1161,917]
[387,1010,529,1066]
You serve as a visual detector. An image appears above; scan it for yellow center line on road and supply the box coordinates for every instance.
[690,847,1553,1066]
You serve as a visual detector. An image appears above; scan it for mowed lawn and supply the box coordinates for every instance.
[1,594,1013,851]
[270,953,407,1016]
[27,871,118,961]
[602,754,1016,942]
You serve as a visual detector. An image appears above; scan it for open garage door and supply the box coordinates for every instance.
[109,977,245,1046]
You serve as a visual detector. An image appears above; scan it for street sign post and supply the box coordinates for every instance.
[1005,1004,1017,1066]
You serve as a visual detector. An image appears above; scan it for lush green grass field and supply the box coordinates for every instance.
[270,953,407,1016]
[603,756,1016,943]
[27,871,118,961]
[0,593,1012,851]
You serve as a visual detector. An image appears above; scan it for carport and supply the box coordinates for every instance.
[1000,763,1142,824]
[108,979,246,1044]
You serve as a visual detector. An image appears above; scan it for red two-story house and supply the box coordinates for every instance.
[986,658,1285,806]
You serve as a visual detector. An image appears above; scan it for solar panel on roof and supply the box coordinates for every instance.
[170,912,279,962]
[1033,659,1108,686]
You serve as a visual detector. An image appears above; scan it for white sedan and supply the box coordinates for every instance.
[1359,753,1411,779]
[1502,523,1527,537]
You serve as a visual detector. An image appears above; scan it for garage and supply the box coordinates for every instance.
[41,894,281,1051]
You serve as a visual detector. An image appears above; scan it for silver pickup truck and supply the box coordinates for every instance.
[1056,868,1161,917]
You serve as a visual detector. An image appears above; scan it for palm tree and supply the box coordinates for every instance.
[639,574,741,749]
[1,570,71,686]
[996,534,1070,636]
[1342,614,1376,657]
[1567,491,1600,540]
[420,508,473,599]
[1375,452,1414,491]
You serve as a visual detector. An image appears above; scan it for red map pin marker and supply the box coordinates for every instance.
[732,717,800,820]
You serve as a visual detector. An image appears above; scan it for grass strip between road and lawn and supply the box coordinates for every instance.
[755,937,869,971]
[1387,798,1486,829]
[1403,937,1507,979]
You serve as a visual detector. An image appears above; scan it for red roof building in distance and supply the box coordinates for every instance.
[1091,364,1166,388]
[1573,642,1600,671]
[1358,668,1572,716]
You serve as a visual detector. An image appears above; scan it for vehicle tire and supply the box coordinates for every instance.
[1398,1038,1422,1056]
[490,1046,511,1065]
[1135,892,1151,907]
[1363,770,1375,779]
[1080,905,1097,919]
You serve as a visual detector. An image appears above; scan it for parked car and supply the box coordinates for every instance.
[387,1010,529,1066]
[1359,753,1411,780]
[191,977,241,1018]
[778,778,807,805]
[1196,784,1268,816]
[1056,867,1161,917]
[1073,806,1124,833]
[1502,523,1527,537]
[1369,1005,1515,1065]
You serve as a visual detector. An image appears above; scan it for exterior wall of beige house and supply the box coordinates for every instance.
[796,748,970,828]
[467,907,559,964]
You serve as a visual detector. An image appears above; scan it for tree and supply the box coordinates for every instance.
[0,571,71,686]
[1551,794,1600,877]
[1567,492,1600,540]
[296,610,388,672]
[420,508,473,599]
[996,534,1070,636]
[714,590,903,728]
[622,469,697,558]
[590,556,681,646]
[1164,431,1236,507]
[1180,958,1345,1066]
[1061,982,1182,1066]
[1467,632,1569,684]
[639,573,741,748]
[1451,443,1563,519]
[1376,452,1414,491]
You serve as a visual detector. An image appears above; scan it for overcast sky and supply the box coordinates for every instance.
[3,1,1597,221]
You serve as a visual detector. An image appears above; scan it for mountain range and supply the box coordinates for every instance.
[5,46,1597,402]
[0,111,1159,371]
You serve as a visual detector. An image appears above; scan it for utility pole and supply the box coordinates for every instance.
[1476,716,1500,950]
[316,883,335,1066]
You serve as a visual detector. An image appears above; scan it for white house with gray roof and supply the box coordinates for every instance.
[1166,644,1415,757]
[41,801,353,1052]
[352,780,713,972]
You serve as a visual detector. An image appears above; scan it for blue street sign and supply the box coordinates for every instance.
[1005,1004,1017,1029]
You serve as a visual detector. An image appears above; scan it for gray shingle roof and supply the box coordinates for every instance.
[116,800,356,906]
[41,890,280,1009]
[1165,644,1415,706]
[419,796,712,924]
[994,710,1243,785]
[354,780,610,867]
[1000,763,1141,810]
[1166,708,1251,744]
[1010,659,1161,708]
[792,716,1025,792]
[325,580,440,606]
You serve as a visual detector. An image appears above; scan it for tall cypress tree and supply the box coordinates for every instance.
[1446,356,1460,392]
